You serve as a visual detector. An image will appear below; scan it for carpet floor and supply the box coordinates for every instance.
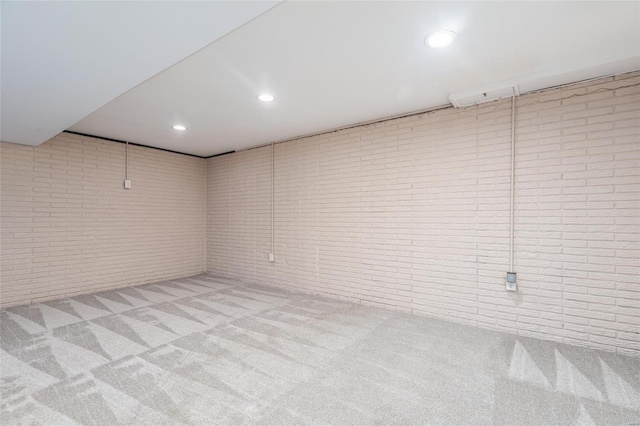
[1,273,638,425]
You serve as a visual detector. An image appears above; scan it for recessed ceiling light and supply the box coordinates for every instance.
[257,94,275,102]
[172,125,187,131]
[425,30,456,49]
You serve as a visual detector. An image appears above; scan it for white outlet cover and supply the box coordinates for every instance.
[124,179,131,189]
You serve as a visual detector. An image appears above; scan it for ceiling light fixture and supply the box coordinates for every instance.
[257,94,275,102]
[172,125,187,131]
[425,30,456,49]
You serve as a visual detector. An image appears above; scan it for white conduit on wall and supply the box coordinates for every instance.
[507,95,518,290]
[510,96,516,271]
[271,142,275,259]
[123,140,131,190]
[126,141,129,180]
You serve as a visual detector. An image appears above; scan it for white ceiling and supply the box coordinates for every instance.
[4,2,640,157]
[0,1,280,146]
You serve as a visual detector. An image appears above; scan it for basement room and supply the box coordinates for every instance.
[1,1,639,425]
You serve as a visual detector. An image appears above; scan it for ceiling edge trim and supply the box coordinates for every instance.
[64,131,208,159]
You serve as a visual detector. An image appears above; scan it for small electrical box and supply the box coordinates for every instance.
[268,253,275,262]
[506,272,517,292]
[124,180,131,189]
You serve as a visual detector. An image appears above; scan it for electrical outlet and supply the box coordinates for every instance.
[124,179,131,189]
[268,253,275,262]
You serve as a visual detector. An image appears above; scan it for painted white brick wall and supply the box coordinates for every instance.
[513,73,640,355]
[1,73,637,356]
[1,133,206,306]
[207,72,640,356]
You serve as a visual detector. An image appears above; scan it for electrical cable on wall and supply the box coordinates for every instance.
[270,142,275,262]
[124,141,131,189]
[506,96,517,291]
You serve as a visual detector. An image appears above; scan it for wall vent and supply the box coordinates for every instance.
[449,81,520,108]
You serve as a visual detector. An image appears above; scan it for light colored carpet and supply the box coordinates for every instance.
[1,273,638,425]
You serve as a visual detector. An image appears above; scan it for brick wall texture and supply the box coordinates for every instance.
[1,133,206,306]
[1,72,638,356]
[206,72,640,356]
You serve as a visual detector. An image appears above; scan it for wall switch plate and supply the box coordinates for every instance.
[124,179,131,189]
[268,252,275,262]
